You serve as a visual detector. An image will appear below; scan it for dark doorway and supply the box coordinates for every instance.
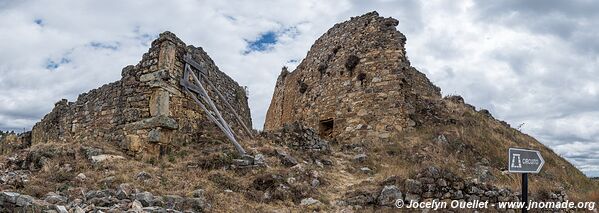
[319,118,334,138]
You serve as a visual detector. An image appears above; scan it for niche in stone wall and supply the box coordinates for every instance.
[319,118,335,138]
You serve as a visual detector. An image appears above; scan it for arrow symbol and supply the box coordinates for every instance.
[508,148,544,173]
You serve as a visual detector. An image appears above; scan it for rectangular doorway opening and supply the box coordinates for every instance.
[319,118,334,138]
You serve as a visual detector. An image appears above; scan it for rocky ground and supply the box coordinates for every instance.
[1,12,598,213]
[0,121,589,212]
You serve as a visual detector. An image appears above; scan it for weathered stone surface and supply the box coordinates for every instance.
[124,134,142,152]
[185,197,211,211]
[0,11,584,213]
[265,122,329,152]
[377,185,402,206]
[0,171,27,189]
[191,189,204,198]
[136,171,152,181]
[89,197,114,207]
[385,166,527,210]
[405,179,422,194]
[142,206,166,212]
[123,115,179,131]
[140,69,169,83]
[90,154,125,163]
[275,149,298,167]
[74,206,85,213]
[360,167,373,174]
[22,31,252,159]
[134,191,154,207]
[0,191,53,212]
[147,129,161,143]
[0,132,31,154]
[1,185,214,212]
[403,193,419,203]
[130,200,143,211]
[55,205,68,213]
[352,154,367,163]
[43,192,67,205]
[345,194,374,206]
[116,183,134,199]
[300,197,321,206]
[149,89,170,117]
[15,194,34,206]
[264,12,441,145]
[75,173,87,182]
[0,191,20,204]
[436,178,447,187]
[163,195,184,209]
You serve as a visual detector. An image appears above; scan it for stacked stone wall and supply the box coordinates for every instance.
[264,12,440,144]
[29,32,252,157]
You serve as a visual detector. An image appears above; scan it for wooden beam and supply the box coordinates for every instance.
[181,57,254,157]
[183,56,208,76]
[200,72,254,138]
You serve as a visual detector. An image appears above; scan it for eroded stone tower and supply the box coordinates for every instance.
[264,12,441,143]
[30,32,252,156]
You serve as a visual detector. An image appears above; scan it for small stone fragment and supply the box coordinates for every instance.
[300,197,321,206]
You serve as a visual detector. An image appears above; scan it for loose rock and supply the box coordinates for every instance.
[377,185,402,206]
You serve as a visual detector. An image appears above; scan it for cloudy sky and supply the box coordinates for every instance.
[0,0,597,177]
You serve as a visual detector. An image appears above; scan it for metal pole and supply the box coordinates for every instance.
[522,173,528,213]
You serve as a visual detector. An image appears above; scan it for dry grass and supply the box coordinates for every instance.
[2,98,598,211]
[352,99,599,200]
[1,134,340,211]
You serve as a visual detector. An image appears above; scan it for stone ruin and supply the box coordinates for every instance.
[0,11,588,212]
[28,32,252,158]
[264,12,442,143]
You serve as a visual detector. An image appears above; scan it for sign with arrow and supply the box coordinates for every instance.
[508,148,545,213]
[508,148,545,173]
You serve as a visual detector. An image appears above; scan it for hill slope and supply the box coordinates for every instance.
[263,11,598,203]
[0,12,597,212]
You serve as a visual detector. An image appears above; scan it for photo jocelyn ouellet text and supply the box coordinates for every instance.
[394,199,596,211]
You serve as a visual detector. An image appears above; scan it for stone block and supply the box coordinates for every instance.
[123,115,178,131]
[150,89,170,116]
[125,135,142,152]
[148,129,161,143]
[140,69,169,82]
[23,31,252,161]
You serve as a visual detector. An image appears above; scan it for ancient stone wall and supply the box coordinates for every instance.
[0,132,31,155]
[30,32,252,157]
[264,12,441,144]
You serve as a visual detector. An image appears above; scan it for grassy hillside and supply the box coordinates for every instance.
[1,95,596,211]
[375,95,598,201]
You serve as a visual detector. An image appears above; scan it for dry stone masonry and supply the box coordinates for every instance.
[0,185,210,212]
[30,32,252,158]
[0,11,591,212]
[264,12,441,144]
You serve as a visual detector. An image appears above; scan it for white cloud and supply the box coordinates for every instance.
[0,0,597,176]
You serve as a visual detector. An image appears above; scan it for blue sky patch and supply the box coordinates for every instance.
[133,26,158,46]
[137,33,155,46]
[45,57,71,70]
[34,19,43,26]
[89,41,120,50]
[244,31,277,54]
[224,15,237,21]
[280,26,300,38]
